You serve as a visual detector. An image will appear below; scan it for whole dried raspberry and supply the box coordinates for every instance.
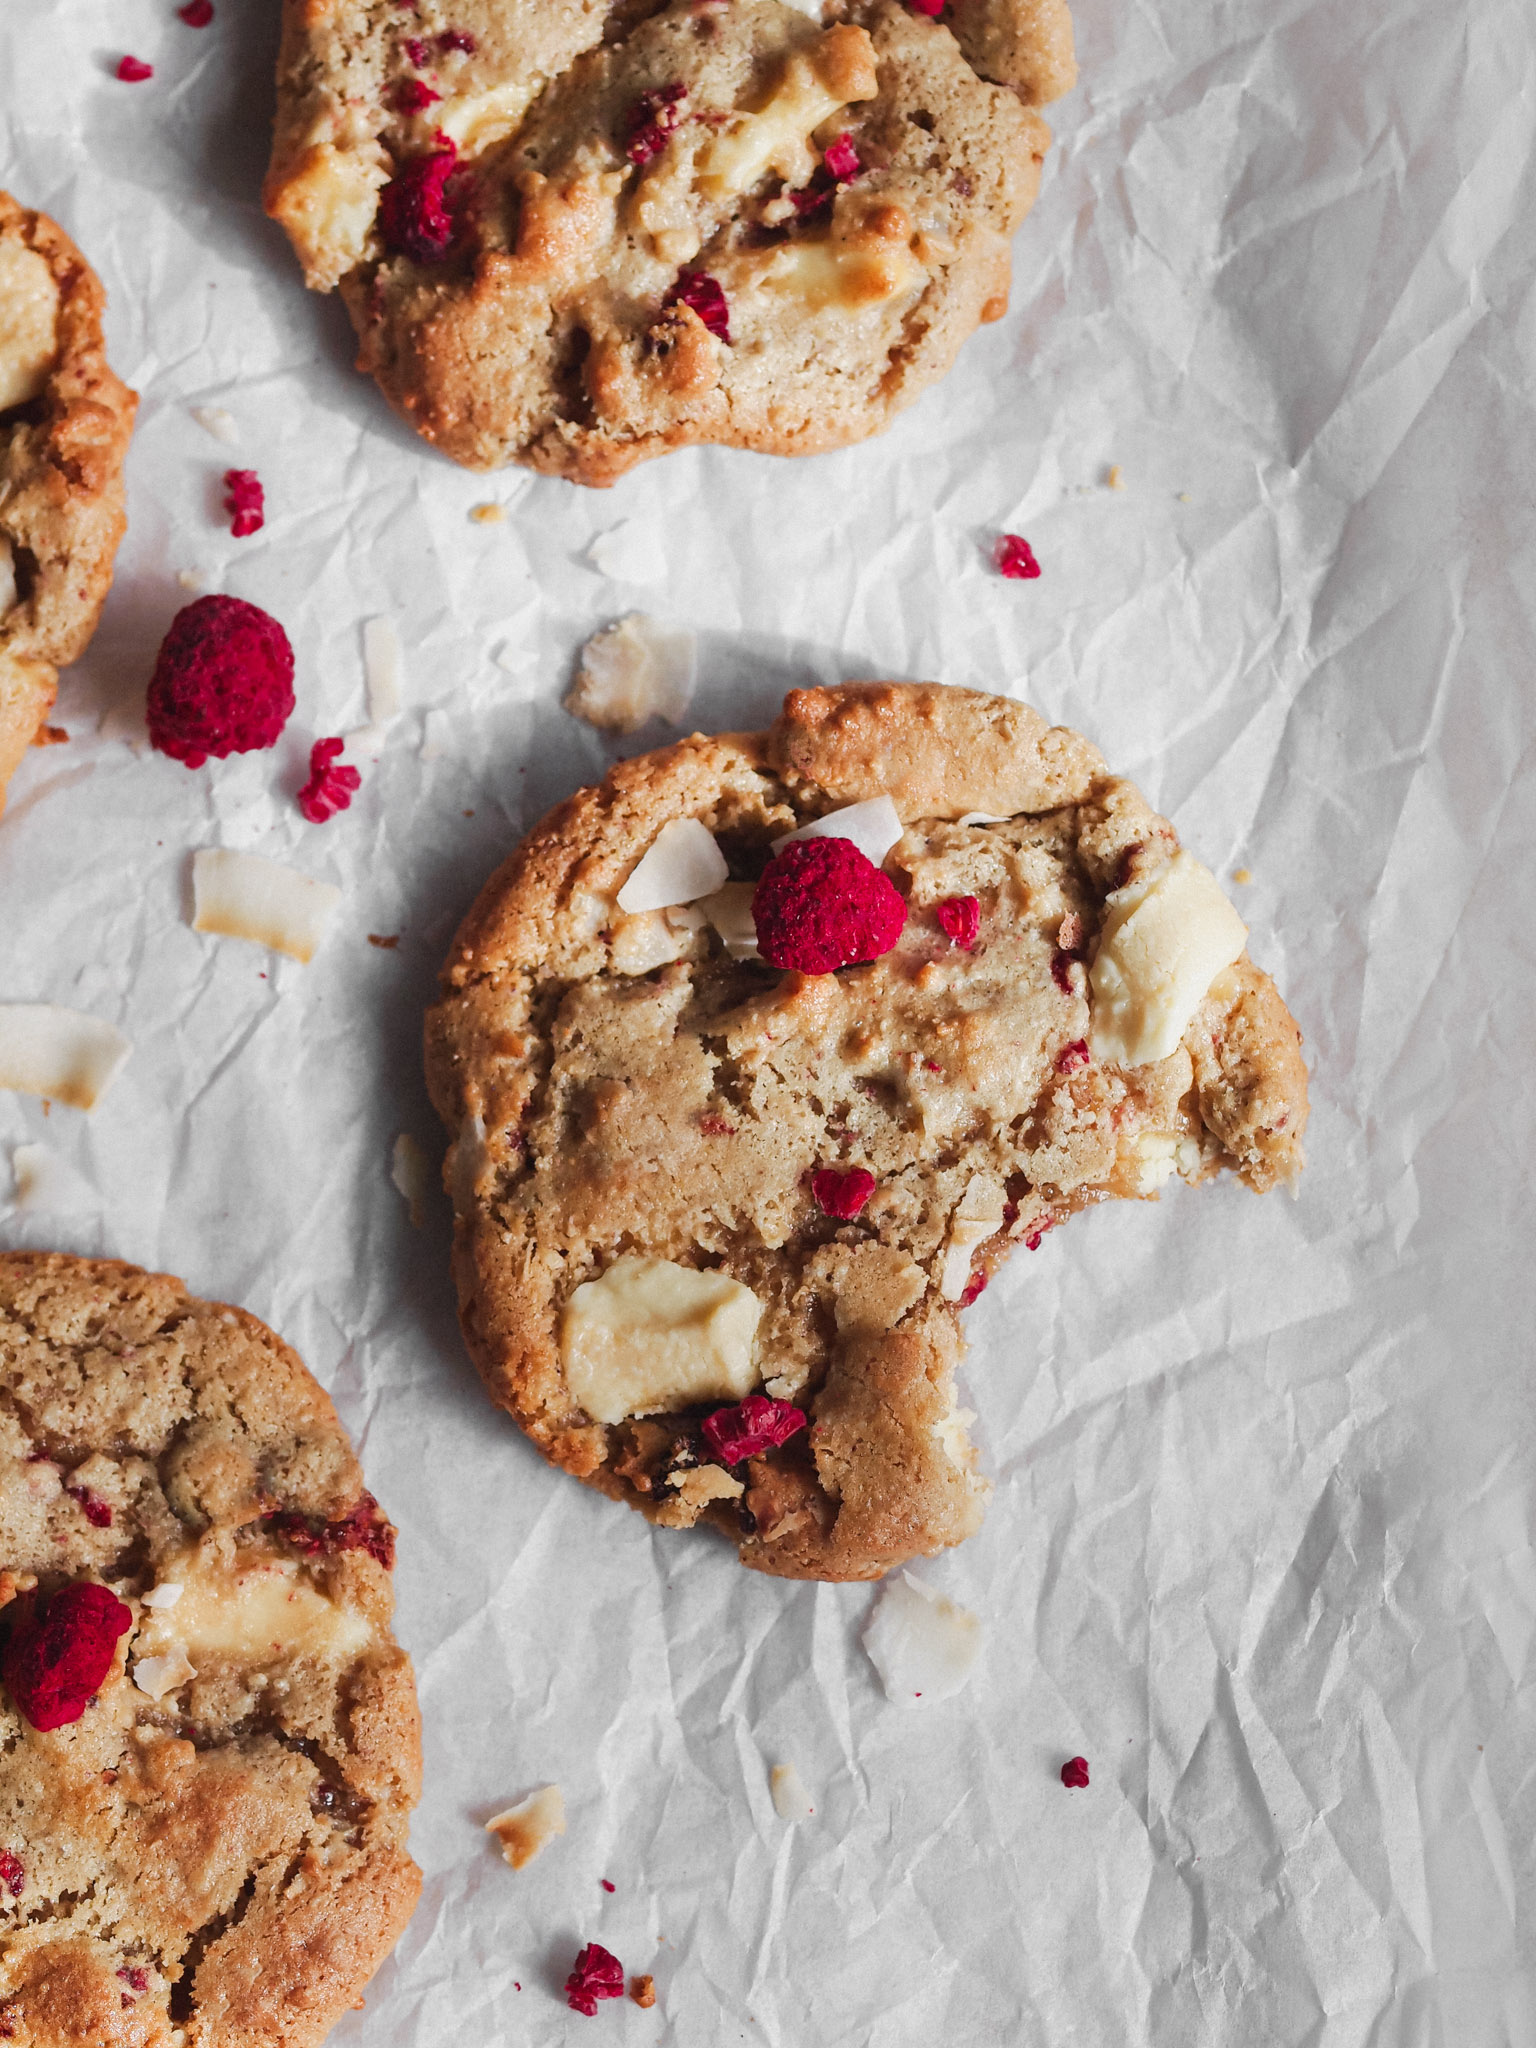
[811,1166,875,1219]
[390,76,441,114]
[702,1395,807,1466]
[1060,1755,1090,1788]
[116,55,153,80]
[1055,1038,1089,1073]
[298,737,361,824]
[223,468,264,538]
[267,1492,396,1570]
[935,895,979,949]
[178,0,213,23]
[565,1943,625,2016]
[378,144,459,263]
[0,1853,22,1899]
[751,838,906,974]
[146,596,295,769]
[1,1582,132,1732]
[995,533,1041,580]
[665,269,731,342]
[822,131,861,182]
[627,82,687,166]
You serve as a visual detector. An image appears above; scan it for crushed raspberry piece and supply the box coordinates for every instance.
[1,1582,132,1732]
[958,1270,988,1308]
[702,1395,807,1467]
[698,1114,736,1136]
[267,1491,396,1570]
[909,0,944,15]
[935,895,979,949]
[223,468,265,538]
[0,1853,22,1899]
[116,1968,149,1995]
[298,737,361,824]
[811,1166,875,1219]
[116,56,153,81]
[600,1878,615,1893]
[378,143,459,263]
[1060,1756,1090,1788]
[665,269,731,342]
[565,1943,625,2017]
[390,76,441,114]
[1115,842,1144,890]
[752,838,906,974]
[995,534,1041,580]
[402,35,430,63]
[1055,1038,1090,1073]
[627,82,687,166]
[146,595,295,769]
[1024,1216,1055,1251]
[64,1482,113,1529]
[822,131,861,182]
[178,0,214,23]
[1050,949,1078,996]
[438,27,476,51]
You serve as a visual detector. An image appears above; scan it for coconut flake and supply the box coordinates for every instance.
[771,795,904,867]
[587,521,665,586]
[770,1761,815,1820]
[11,1143,96,1212]
[957,812,1010,827]
[191,404,239,445]
[140,1581,184,1611]
[363,617,403,726]
[863,1572,982,1707]
[565,615,696,734]
[486,1784,566,1870]
[0,1005,131,1111]
[698,881,761,960]
[191,849,341,964]
[616,817,728,915]
[391,1133,432,1226]
[132,1648,198,1702]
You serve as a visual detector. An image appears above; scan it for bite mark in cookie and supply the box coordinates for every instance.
[426,683,1308,1581]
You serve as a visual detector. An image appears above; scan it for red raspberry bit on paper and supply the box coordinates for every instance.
[1060,1756,1090,1789]
[116,56,154,81]
[146,595,295,768]
[665,268,731,342]
[751,838,906,974]
[600,1878,615,1893]
[437,28,476,52]
[267,1491,396,1569]
[298,737,361,824]
[702,1394,808,1467]
[390,76,441,114]
[958,1270,988,1308]
[811,1166,875,1219]
[1055,1038,1090,1074]
[223,468,265,538]
[627,82,688,166]
[64,1483,113,1529]
[378,143,460,263]
[995,534,1041,580]
[178,0,214,23]
[935,894,979,950]
[402,35,430,63]
[0,1854,22,1900]
[822,131,861,182]
[565,1943,625,2017]
[1,1582,132,1732]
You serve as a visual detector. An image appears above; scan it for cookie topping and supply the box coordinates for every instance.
[565,1943,625,2016]
[810,1166,875,1219]
[146,594,295,768]
[378,143,460,264]
[616,816,728,914]
[191,848,342,964]
[402,35,430,63]
[223,467,265,537]
[567,614,697,733]
[935,895,980,950]
[0,241,61,412]
[752,837,906,974]
[298,736,362,824]
[1089,851,1247,1066]
[562,1257,763,1425]
[63,1480,113,1528]
[701,1394,807,1465]
[0,1003,131,1112]
[627,83,688,167]
[822,130,861,182]
[908,0,945,14]
[486,1783,566,1870]
[665,269,731,342]
[1,1581,132,1732]
[995,534,1041,580]
[1060,1755,1090,1789]
[771,793,903,866]
[770,1761,815,1820]
[133,1541,374,1684]
[438,28,476,53]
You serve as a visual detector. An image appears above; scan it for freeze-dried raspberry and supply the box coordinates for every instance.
[223,468,264,538]
[565,1943,624,2017]
[995,534,1041,580]
[378,144,459,264]
[935,895,979,949]
[958,1270,988,1308]
[116,1968,149,1995]
[266,1491,396,1570]
[64,1482,113,1529]
[438,28,476,52]
[751,838,906,974]
[116,56,153,81]
[0,1854,21,1899]
[390,77,441,115]
[1055,1038,1090,1073]
[702,1395,808,1467]
[1051,948,1081,996]
[909,0,944,15]
[146,595,296,769]
[1024,1216,1055,1251]
[811,1166,875,1219]
[1060,1756,1090,1788]
[627,82,687,165]
[403,36,430,63]
[178,0,213,23]
[698,1114,736,1136]
[298,737,361,824]
[665,269,730,342]
[822,131,861,182]
[1,1582,132,1732]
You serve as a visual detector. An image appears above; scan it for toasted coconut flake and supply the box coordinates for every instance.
[391,1133,432,1226]
[770,1761,815,1820]
[191,849,341,964]
[487,1784,566,1870]
[132,1648,198,1702]
[0,1006,131,1112]
[616,817,728,915]
[698,881,761,959]
[863,1571,982,1707]
[11,1143,96,1212]
[565,614,696,734]
[771,794,903,867]
[363,616,403,726]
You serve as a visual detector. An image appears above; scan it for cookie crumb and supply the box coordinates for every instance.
[486,1783,566,1871]
[1232,867,1252,885]
[469,502,504,524]
[368,933,400,949]
[1104,464,1124,491]
[31,725,68,747]
[630,1974,656,2009]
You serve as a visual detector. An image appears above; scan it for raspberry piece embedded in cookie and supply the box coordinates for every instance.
[0,1853,23,1898]
[626,83,688,167]
[1,1581,132,1732]
[378,144,459,264]
[664,269,731,343]
[267,1489,397,1569]
[565,1943,624,2016]
[936,894,980,949]
[822,131,861,181]
[752,837,906,973]
[811,1166,876,1218]
[146,595,295,767]
[702,1395,808,1466]
[390,77,441,115]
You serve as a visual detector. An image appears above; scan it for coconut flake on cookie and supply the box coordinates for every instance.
[770,793,904,866]
[616,817,728,914]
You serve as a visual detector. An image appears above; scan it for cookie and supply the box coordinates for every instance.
[425,682,1309,1581]
[264,0,1074,482]
[0,1254,421,2047]
[0,197,137,814]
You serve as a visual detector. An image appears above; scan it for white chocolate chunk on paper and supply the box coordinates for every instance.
[561,1255,762,1425]
[1089,852,1247,1067]
[191,849,341,964]
[486,1783,566,1871]
[616,817,729,915]
[771,794,904,867]
[0,1005,131,1111]
[863,1572,982,1707]
[770,1761,815,1821]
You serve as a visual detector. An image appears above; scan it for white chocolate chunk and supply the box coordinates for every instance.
[0,1004,131,1111]
[1089,852,1247,1066]
[609,909,694,976]
[566,614,697,734]
[486,1784,566,1871]
[1131,1131,1204,1194]
[435,81,538,156]
[363,615,403,725]
[756,235,923,314]
[696,41,865,200]
[863,1571,982,1707]
[933,1404,978,1473]
[191,849,342,963]
[770,1761,815,1820]
[617,817,729,915]
[191,404,239,445]
[0,240,60,411]
[771,795,903,866]
[562,1255,762,1425]
[132,1649,198,1703]
[136,1542,373,1672]
[140,1581,184,1611]
[268,141,388,291]
[938,1174,1007,1302]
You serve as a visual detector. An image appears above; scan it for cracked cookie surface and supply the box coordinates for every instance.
[265,0,1073,481]
[426,683,1309,1582]
[0,1253,420,2048]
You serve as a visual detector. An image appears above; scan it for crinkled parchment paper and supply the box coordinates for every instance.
[2,0,1534,2039]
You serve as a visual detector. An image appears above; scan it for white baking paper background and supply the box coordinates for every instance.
[3,0,1535,2040]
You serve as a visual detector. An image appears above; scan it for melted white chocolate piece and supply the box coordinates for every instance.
[1090,852,1248,1066]
[755,233,923,313]
[561,1255,762,1424]
[135,1542,372,1676]
[0,240,60,411]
